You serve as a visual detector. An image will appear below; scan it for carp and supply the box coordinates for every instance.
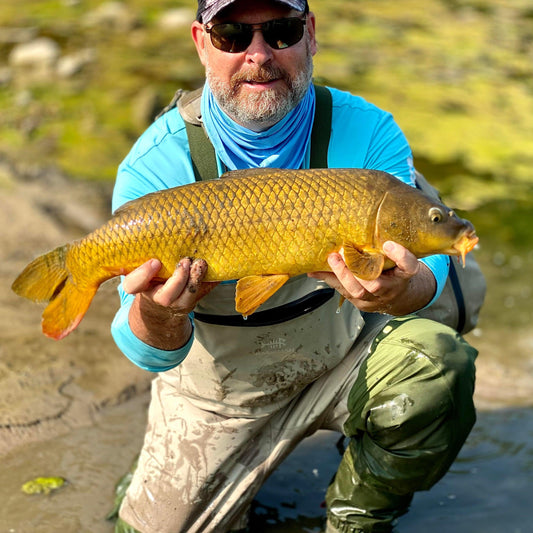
[12,168,478,340]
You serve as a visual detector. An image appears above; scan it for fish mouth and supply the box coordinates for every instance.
[453,230,479,266]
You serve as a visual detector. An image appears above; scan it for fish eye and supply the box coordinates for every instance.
[429,207,444,223]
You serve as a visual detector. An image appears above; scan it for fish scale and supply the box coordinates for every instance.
[11,167,478,339]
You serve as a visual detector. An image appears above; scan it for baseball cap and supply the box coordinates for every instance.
[197,0,309,24]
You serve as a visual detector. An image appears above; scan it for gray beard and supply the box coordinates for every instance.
[206,48,314,130]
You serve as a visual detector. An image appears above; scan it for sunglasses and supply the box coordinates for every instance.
[205,16,307,53]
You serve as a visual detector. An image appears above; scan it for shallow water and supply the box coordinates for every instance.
[251,408,533,532]
[0,394,148,533]
[2,399,532,532]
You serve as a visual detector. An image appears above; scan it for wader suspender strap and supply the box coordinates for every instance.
[184,84,333,181]
[184,109,218,182]
[309,84,332,168]
[449,262,466,333]
[181,85,336,326]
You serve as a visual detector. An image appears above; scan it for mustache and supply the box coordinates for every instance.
[231,65,290,86]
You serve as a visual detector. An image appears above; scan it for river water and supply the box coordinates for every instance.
[2,395,532,532]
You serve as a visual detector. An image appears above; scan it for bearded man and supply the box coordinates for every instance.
[109,1,477,532]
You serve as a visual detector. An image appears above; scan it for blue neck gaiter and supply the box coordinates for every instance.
[201,83,315,170]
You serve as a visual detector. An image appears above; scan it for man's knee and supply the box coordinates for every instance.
[345,316,477,493]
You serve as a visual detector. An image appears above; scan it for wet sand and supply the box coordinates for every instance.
[0,166,152,458]
[1,167,532,532]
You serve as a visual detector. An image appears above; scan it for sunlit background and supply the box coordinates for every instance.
[1,1,532,531]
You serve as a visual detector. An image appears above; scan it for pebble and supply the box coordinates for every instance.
[84,1,139,32]
[56,49,95,78]
[8,37,60,70]
[157,9,195,31]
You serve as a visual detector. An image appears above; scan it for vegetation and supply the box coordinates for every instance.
[1,0,532,201]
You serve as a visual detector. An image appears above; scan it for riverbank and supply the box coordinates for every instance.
[0,159,152,457]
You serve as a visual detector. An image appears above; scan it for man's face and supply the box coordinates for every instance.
[192,0,317,131]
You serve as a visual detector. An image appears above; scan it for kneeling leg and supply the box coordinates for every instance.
[326,316,477,532]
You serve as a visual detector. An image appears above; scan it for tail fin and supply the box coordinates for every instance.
[12,245,97,340]
[12,245,70,302]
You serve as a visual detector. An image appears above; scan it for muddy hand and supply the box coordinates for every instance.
[124,258,218,351]
[124,258,217,315]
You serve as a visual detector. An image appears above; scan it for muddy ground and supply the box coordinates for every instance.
[0,161,152,457]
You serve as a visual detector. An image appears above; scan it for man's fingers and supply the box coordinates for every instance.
[181,259,216,305]
[188,258,209,293]
[152,258,191,307]
[327,253,366,298]
[152,258,214,309]
[382,241,419,277]
[123,259,162,294]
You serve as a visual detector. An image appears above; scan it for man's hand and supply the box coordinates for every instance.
[123,258,218,350]
[308,241,436,316]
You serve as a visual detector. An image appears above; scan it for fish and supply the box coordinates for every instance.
[12,168,478,340]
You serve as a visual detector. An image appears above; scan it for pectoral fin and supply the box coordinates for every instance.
[343,243,385,280]
[235,274,290,317]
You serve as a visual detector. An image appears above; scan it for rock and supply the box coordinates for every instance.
[84,1,140,32]
[9,37,60,69]
[0,26,37,45]
[157,8,195,31]
[8,37,60,81]
[56,48,95,78]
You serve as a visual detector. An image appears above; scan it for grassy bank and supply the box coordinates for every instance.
[1,0,532,209]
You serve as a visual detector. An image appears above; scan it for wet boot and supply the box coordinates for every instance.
[325,316,477,532]
[114,517,142,533]
[106,456,140,533]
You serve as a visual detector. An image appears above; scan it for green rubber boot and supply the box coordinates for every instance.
[106,457,140,533]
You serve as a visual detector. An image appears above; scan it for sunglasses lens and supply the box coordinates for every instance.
[264,18,305,50]
[209,23,252,53]
[208,18,306,53]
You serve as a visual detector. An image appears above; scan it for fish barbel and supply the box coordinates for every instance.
[12,168,478,339]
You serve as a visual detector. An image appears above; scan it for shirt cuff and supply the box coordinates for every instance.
[111,300,194,372]
[419,254,450,309]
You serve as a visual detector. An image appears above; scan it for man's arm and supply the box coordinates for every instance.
[110,258,217,372]
[308,241,436,316]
